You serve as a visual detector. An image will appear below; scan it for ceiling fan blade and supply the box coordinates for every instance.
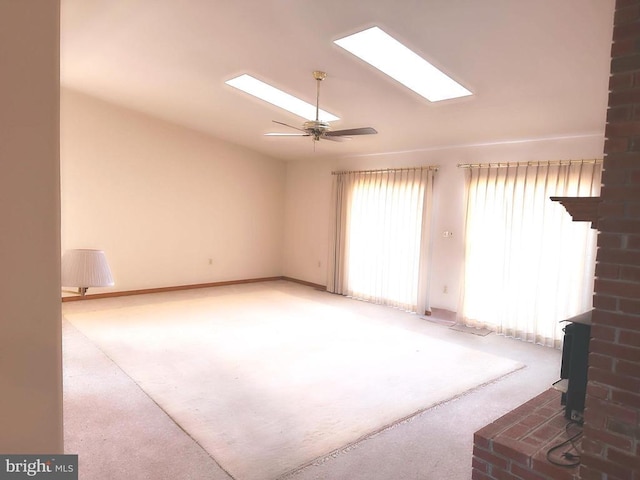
[322,135,347,142]
[264,133,310,137]
[326,127,378,137]
[272,120,305,132]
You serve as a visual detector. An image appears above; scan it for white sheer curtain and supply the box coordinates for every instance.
[459,160,601,347]
[327,168,435,314]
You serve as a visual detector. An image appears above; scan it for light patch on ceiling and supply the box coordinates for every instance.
[334,26,472,102]
[225,74,340,122]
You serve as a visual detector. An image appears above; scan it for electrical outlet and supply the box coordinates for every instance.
[443,285,448,294]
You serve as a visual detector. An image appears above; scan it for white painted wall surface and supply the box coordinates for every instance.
[283,135,605,311]
[61,89,286,293]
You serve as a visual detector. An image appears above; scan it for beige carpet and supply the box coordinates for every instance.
[64,283,522,480]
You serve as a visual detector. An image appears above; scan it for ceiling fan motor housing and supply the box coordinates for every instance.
[303,120,331,140]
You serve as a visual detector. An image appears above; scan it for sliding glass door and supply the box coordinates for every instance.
[328,168,434,314]
[459,160,601,347]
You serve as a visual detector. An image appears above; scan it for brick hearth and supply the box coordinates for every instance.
[473,389,581,480]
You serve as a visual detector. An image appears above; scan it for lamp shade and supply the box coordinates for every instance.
[61,249,114,289]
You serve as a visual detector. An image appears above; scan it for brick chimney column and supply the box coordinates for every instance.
[580,0,640,478]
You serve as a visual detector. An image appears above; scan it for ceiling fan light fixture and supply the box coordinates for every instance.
[334,26,472,102]
[225,74,339,121]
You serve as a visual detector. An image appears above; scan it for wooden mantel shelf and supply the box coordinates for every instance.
[550,196,601,229]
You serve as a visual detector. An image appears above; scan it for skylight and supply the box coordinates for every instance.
[225,74,339,122]
[334,26,472,102]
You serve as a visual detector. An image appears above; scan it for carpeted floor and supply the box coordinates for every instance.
[62,281,557,480]
[62,319,231,479]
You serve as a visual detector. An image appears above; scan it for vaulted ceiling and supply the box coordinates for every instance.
[60,0,615,161]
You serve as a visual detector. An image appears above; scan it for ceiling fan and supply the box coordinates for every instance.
[266,71,377,142]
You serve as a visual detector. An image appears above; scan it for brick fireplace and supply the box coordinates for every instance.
[581,0,640,477]
[473,1,640,478]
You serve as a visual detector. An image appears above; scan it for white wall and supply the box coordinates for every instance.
[60,88,606,310]
[0,1,63,453]
[283,135,605,311]
[61,89,286,293]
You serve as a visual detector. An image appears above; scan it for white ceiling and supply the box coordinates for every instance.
[60,0,615,162]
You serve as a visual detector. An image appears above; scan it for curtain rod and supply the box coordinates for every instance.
[457,159,602,169]
[331,166,438,175]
